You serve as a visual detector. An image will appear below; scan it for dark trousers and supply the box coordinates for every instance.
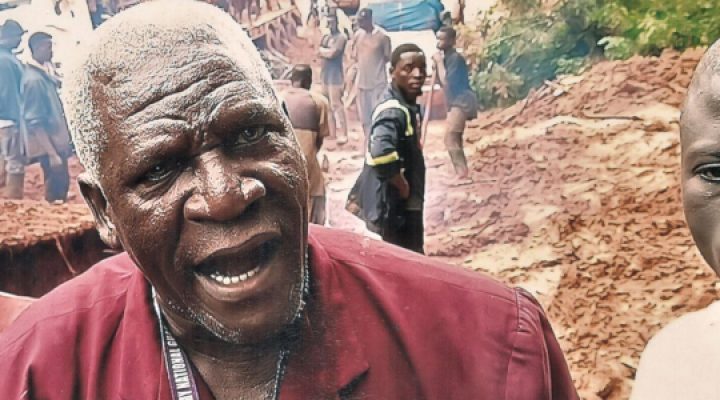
[382,209,424,254]
[39,155,70,202]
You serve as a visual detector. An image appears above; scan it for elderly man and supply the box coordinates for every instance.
[0,2,577,399]
[632,40,720,399]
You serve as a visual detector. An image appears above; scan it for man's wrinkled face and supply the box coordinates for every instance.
[681,71,720,276]
[88,44,309,344]
[391,51,427,100]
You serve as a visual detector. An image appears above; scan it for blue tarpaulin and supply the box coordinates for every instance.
[365,0,444,32]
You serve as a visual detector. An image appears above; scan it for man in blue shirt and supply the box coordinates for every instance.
[433,26,478,178]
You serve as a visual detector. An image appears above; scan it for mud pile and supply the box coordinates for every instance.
[476,48,704,130]
[0,200,93,249]
[0,199,107,297]
[419,48,715,399]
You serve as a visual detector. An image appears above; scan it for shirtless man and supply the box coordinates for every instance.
[282,64,331,225]
[633,40,720,399]
[352,8,391,139]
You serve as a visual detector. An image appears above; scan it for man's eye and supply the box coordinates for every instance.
[227,126,267,148]
[697,164,720,182]
[143,160,180,183]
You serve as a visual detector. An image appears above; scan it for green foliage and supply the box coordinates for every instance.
[472,64,524,108]
[597,36,635,60]
[555,56,590,75]
[499,0,540,16]
[593,0,720,56]
[471,0,600,109]
[469,0,720,109]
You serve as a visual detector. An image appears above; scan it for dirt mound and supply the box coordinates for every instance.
[0,200,94,250]
[475,48,704,131]
[417,47,713,399]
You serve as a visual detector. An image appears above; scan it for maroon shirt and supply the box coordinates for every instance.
[0,226,577,399]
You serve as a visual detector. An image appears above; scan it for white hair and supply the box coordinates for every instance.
[63,0,275,185]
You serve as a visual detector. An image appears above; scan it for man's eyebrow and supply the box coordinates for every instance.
[123,123,193,172]
[128,118,192,142]
[207,97,283,131]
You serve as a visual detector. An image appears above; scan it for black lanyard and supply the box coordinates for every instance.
[152,292,289,400]
[153,293,201,400]
[151,251,308,400]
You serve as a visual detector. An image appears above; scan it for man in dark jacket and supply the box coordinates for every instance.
[0,20,26,198]
[349,43,427,253]
[21,32,73,202]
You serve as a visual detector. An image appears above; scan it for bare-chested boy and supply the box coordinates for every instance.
[633,40,720,399]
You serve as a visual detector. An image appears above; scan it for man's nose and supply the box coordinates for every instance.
[184,155,266,222]
[411,68,425,78]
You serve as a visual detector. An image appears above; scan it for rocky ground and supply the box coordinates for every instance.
[2,45,717,399]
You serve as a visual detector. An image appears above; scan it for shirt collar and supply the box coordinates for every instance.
[280,227,370,398]
[26,57,44,71]
[388,84,419,111]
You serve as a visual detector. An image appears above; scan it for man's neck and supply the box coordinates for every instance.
[443,47,456,56]
[159,302,285,399]
[392,82,417,105]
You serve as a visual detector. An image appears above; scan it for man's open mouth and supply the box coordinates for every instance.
[194,236,280,288]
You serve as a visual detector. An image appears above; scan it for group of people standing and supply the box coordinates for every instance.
[285,7,477,254]
[0,19,72,203]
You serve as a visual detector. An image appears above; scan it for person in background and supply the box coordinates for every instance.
[282,64,331,225]
[352,8,391,139]
[632,39,720,400]
[318,12,348,145]
[0,20,26,198]
[433,26,478,178]
[348,44,427,254]
[21,32,73,203]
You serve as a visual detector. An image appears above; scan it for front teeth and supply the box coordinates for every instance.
[209,265,261,285]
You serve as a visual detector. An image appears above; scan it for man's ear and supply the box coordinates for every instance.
[78,173,121,250]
